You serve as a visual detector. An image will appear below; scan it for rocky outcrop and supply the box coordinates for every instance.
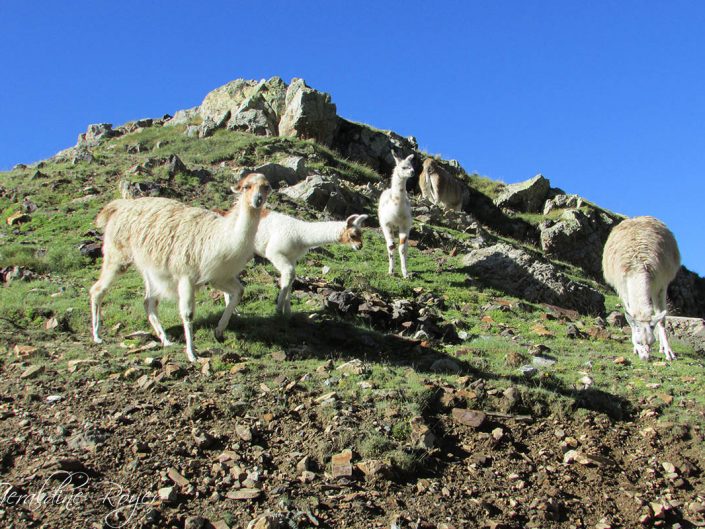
[494,174,550,213]
[332,119,418,175]
[278,79,338,146]
[543,193,583,215]
[462,243,605,315]
[198,77,287,137]
[540,206,621,278]
[666,316,705,351]
[255,156,308,186]
[177,77,339,146]
[668,266,705,319]
[78,123,118,146]
[280,174,370,218]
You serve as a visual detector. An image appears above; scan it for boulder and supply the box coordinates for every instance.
[199,77,287,136]
[164,106,200,127]
[666,316,705,351]
[540,206,620,278]
[78,123,117,146]
[461,243,605,315]
[494,174,550,213]
[668,266,705,319]
[332,118,418,175]
[255,156,307,186]
[278,78,338,146]
[280,174,369,218]
[543,193,583,215]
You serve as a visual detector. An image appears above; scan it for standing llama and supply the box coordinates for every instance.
[378,152,415,278]
[418,158,469,212]
[602,216,681,361]
[90,173,271,362]
[254,211,368,316]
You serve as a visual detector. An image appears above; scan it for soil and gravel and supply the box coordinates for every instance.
[1,338,704,529]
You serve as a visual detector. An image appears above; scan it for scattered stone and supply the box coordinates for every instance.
[226,488,262,500]
[331,449,353,479]
[430,357,462,374]
[337,359,369,375]
[167,467,190,488]
[271,350,288,362]
[451,408,486,428]
[184,516,205,529]
[494,174,550,213]
[158,486,177,502]
[613,356,629,365]
[20,365,44,379]
[14,345,38,357]
[6,212,31,226]
[236,424,253,442]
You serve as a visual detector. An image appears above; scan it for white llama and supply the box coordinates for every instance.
[378,152,415,278]
[90,173,271,362]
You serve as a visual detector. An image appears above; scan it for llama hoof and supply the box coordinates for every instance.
[93,336,103,344]
[214,329,225,343]
[664,349,676,361]
[161,338,174,347]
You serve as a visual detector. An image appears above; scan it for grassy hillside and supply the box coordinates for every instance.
[1,121,704,528]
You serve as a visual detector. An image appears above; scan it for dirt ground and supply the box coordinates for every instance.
[1,354,704,529]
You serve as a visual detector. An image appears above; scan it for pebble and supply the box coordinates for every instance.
[158,486,176,502]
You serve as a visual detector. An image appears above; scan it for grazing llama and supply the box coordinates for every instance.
[418,158,469,211]
[90,173,271,362]
[378,152,415,278]
[254,211,369,316]
[602,216,681,361]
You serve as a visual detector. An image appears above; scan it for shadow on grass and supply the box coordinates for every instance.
[185,307,635,422]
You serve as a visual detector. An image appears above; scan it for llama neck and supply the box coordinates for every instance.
[299,221,346,249]
[224,199,260,244]
[390,171,409,196]
[624,271,653,320]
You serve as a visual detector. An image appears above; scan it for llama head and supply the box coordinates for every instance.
[391,153,415,181]
[340,214,369,250]
[233,173,271,209]
[625,310,667,360]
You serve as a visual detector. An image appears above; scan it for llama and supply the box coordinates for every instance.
[253,211,369,316]
[418,158,469,211]
[378,152,415,277]
[90,173,271,362]
[602,216,681,361]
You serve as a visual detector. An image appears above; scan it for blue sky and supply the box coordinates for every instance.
[1,1,704,274]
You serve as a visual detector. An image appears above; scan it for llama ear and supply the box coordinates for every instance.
[392,152,402,164]
[405,154,414,162]
[231,185,239,194]
[355,214,369,227]
[651,310,668,327]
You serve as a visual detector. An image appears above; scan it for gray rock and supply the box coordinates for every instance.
[279,78,338,146]
[666,316,705,351]
[540,206,621,277]
[461,242,604,315]
[543,193,583,215]
[255,156,307,186]
[668,265,705,319]
[280,174,369,217]
[606,311,627,327]
[430,358,462,374]
[164,106,200,127]
[78,123,117,146]
[494,174,550,213]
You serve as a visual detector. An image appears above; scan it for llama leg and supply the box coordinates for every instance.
[90,254,122,344]
[143,276,172,347]
[269,254,295,317]
[214,278,244,341]
[177,277,197,363]
[381,224,396,276]
[656,289,676,361]
[398,229,410,279]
